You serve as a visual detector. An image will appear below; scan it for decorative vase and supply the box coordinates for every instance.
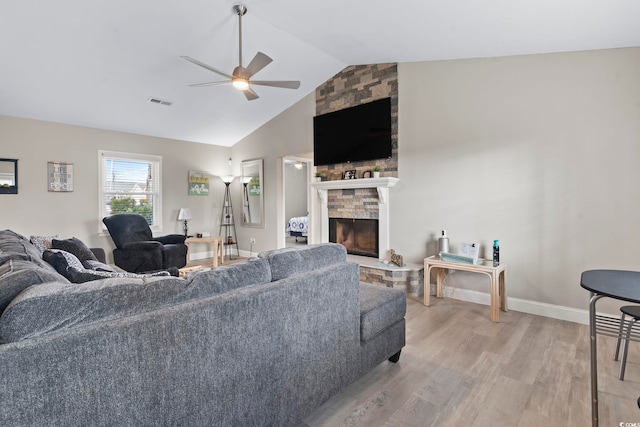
[373,171,380,178]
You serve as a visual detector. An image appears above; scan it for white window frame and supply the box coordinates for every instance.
[98,150,163,234]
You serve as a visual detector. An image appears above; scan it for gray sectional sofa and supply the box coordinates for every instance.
[0,229,405,426]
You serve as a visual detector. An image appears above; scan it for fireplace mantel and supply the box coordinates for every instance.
[310,177,399,204]
[311,177,399,261]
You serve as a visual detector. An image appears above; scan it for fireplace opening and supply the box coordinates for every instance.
[329,218,379,258]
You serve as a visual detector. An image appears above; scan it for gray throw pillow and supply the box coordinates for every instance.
[51,237,97,262]
[42,249,85,281]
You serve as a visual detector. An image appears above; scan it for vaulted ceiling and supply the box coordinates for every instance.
[1,0,639,147]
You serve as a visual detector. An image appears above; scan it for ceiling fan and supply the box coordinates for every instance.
[181,4,300,101]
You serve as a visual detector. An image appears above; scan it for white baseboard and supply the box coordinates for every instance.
[187,250,213,263]
[442,285,590,325]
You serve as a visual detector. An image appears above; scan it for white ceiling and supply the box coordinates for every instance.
[1,0,639,147]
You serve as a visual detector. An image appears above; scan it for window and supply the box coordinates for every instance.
[99,150,162,231]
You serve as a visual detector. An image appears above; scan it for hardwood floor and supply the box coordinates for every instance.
[304,297,640,426]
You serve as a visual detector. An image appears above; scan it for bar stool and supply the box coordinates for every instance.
[614,305,640,380]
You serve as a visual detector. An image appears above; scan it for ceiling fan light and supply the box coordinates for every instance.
[232,78,249,91]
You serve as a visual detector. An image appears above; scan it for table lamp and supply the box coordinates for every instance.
[178,208,192,237]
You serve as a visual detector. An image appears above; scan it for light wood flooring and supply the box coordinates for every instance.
[304,297,640,426]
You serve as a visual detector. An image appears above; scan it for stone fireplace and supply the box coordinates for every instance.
[310,177,398,260]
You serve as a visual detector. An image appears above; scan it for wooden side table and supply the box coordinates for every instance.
[184,237,224,268]
[424,255,507,322]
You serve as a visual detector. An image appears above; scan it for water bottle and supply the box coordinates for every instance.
[493,240,500,267]
[438,230,449,257]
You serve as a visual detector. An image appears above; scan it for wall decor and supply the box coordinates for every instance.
[0,158,18,194]
[188,170,209,195]
[343,170,357,180]
[48,162,73,192]
[389,249,404,267]
[362,170,372,178]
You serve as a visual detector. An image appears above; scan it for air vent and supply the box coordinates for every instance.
[148,97,172,106]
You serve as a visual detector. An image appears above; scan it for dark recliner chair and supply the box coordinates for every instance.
[102,214,187,273]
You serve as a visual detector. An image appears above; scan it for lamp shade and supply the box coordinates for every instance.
[242,176,252,184]
[178,208,192,221]
[220,175,236,184]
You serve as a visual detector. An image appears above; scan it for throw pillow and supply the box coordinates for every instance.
[42,249,85,281]
[51,237,97,262]
[29,235,59,253]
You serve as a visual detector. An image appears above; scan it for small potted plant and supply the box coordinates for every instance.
[314,172,323,182]
[373,166,381,178]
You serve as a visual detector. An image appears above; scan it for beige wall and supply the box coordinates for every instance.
[0,116,231,262]
[396,47,640,312]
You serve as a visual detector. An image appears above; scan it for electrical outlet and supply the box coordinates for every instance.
[249,237,256,244]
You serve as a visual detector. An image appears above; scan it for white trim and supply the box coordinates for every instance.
[279,156,314,249]
[310,176,398,192]
[439,285,591,325]
[98,150,163,233]
[310,177,399,260]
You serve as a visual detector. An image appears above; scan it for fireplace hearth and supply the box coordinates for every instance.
[329,218,379,258]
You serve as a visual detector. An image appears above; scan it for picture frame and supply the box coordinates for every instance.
[343,169,357,180]
[362,170,372,178]
[48,162,74,192]
[188,170,209,195]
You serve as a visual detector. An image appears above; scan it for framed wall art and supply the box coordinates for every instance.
[48,162,74,192]
[343,169,357,180]
[188,170,209,195]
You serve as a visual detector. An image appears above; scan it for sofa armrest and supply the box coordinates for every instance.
[121,241,163,251]
[90,248,106,263]
[153,234,186,245]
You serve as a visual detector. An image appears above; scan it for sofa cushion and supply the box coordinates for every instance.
[258,243,347,281]
[182,257,271,298]
[51,237,98,262]
[0,259,68,313]
[0,276,188,343]
[0,230,56,271]
[0,258,272,343]
[359,282,406,342]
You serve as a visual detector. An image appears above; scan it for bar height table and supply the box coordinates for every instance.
[581,269,640,427]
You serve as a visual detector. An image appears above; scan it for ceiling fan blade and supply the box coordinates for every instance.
[243,87,260,101]
[250,80,301,89]
[181,56,233,80]
[189,81,231,87]
[244,52,273,78]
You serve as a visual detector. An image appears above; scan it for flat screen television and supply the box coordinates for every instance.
[313,97,392,166]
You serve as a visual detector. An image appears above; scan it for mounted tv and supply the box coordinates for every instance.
[313,97,392,166]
